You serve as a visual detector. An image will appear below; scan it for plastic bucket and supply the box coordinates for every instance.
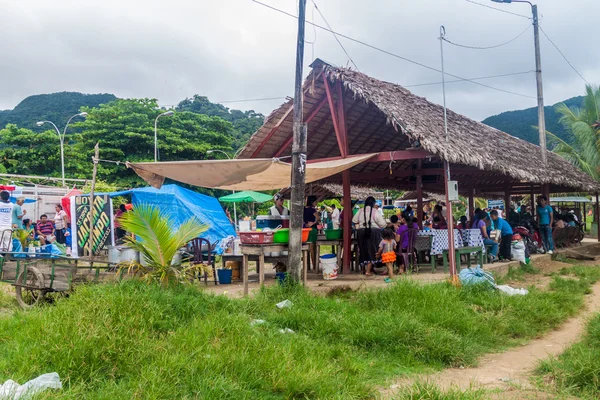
[217,269,233,285]
[276,272,288,285]
[273,228,289,243]
[324,229,343,240]
[320,254,338,280]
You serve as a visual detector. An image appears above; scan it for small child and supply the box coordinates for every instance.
[423,220,432,232]
[377,228,397,279]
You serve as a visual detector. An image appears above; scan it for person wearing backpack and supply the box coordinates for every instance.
[352,196,387,276]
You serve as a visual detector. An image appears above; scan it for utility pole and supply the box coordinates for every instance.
[288,0,307,282]
[492,1,547,192]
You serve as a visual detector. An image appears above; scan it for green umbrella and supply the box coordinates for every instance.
[218,191,273,203]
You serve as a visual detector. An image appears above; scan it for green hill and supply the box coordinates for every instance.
[482,96,584,145]
[0,92,117,131]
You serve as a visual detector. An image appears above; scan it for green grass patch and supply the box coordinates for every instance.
[0,267,597,398]
[497,262,539,283]
[537,313,600,398]
[392,382,487,399]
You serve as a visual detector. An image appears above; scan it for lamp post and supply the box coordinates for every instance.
[37,112,88,186]
[491,0,547,169]
[207,149,237,228]
[154,111,174,162]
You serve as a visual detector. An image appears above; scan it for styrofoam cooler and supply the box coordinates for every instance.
[320,254,338,280]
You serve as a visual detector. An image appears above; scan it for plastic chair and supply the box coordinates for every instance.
[188,238,217,285]
[396,228,418,272]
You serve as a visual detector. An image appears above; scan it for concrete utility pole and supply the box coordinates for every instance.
[288,0,307,282]
[492,1,547,167]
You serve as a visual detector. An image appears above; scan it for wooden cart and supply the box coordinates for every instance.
[0,252,119,309]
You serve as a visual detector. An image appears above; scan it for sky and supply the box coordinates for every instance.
[1,0,598,121]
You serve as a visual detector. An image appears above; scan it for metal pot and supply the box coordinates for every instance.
[108,245,140,264]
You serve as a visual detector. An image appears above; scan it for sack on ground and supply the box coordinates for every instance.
[511,240,526,263]
[459,266,495,287]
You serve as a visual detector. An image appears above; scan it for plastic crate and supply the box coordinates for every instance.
[239,231,274,244]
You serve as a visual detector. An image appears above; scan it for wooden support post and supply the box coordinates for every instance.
[87,143,99,258]
[342,170,351,274]
[468,183,474,223]
[594,192,600,242]
[416,160,423,228]
[530,186,536,218]
[583,201,587,232]
[504,186,511,215]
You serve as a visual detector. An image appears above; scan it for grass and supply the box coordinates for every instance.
[496,262,539,283]
[0,266,597,398]
[392,382,487,399]
[536,313,600,399]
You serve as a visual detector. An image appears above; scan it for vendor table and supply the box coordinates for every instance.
[314,239,343,273]
[239,243,309,295]
[416,229,463,255]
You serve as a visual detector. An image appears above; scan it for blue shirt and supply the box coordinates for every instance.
[495,217,513,236]
[537,205,553,226]
[12,204,22,226]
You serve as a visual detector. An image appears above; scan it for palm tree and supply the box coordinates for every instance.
[547,85,600,181]
[119,204,208,286]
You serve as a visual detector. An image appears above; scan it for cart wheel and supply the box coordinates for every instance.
[15,266,46,310]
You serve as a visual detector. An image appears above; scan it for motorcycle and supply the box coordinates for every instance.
[513,222,545,255]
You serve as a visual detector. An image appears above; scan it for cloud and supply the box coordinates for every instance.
[0,0,598,121]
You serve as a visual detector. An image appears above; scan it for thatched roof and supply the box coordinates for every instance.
[239,59,599,194]
[276,183,383,201]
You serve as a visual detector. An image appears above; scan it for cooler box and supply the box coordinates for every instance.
[256,216,290,229]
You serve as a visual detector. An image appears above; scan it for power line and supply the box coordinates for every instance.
[464,0,530,19]
[442,24,530,50]
[251,0,535,99]
[404,70,535,88]
[215,96,288,104]
[310,0,359,71]
[539,25,589,85]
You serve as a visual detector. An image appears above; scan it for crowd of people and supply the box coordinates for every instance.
[296,193,580,278]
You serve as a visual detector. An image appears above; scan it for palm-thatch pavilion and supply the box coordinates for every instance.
[238,59,599,273]
[276,183,383,202]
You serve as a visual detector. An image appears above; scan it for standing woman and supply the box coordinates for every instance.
[303,196,321,269]
[353,196,387,276]
[54,204,69,244]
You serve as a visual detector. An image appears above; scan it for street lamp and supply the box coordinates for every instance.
[154,110,174,162]
[491,0,547,170]
[37,112,88,186]
[207,149,238,228]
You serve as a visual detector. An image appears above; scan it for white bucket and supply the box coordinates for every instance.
[320,254,338,280]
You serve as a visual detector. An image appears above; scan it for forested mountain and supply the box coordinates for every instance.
[482,96,584,145]
[0,92,117,131]
[176,95,264,150]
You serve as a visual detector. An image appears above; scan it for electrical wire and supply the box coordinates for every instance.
[442,24,530,50]
[464,0,530,19]
[310,0,359,71]
[539,25,589,85]
[404,70,535,88]
[251,0,535,99]
[214,96,288,103]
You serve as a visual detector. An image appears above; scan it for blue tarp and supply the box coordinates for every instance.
[106,185,235,253]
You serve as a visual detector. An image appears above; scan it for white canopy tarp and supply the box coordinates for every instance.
[126,153,376,191]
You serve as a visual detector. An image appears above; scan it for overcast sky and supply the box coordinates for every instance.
[1,0,598,121]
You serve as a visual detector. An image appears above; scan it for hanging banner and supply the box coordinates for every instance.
[487,199,505,210]
[71,195,113,257]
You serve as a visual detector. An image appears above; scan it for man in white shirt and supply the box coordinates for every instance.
[0,191,14,251]
[269,194,289,216]
[330,204,340,229]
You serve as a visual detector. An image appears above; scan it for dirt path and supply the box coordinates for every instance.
[384,281,600,398]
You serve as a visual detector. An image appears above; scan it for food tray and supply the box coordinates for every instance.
[238,231,275,244]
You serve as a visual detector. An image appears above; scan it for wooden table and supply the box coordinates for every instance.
[240,244,309,295]
[314,239,343,273]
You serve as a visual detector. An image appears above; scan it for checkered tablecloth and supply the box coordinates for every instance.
[461,229,486,253]
[416,229,463,255]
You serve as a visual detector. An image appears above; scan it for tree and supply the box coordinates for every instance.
[547,85,600,181]
[73,98,235,186]
[0,124,83,177]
